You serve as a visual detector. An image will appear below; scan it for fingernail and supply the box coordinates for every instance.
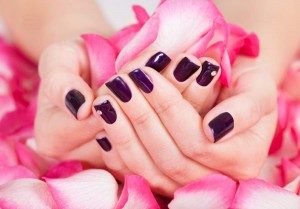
[173,57,200,82]
[196,61,219,86]
[146,52,171,72]
[105,76,132,103]
[65,89,85,119]
[129,68,154,93]
[96,137,112,152]
[94,100,117,124]
[208,112,234,143]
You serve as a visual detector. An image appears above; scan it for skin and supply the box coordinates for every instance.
[0,0,299,196]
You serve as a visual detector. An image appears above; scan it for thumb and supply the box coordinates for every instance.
[39,39,94,120]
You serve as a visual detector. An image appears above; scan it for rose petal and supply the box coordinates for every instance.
[169,174,237,209]
[0,140,18,167]
[117,0,224,70]
[15,142,42,176]
[133,5,150,24]
[44,160,83,179]
[227,23,259,62]
[81,34,117,89]
[278,158,300,186]
[109,24,143,54]
[231,178,300,209]
[116,15,159,71]
[0,179,57,209]
[115,175,160,209]
[258,156,282,185]
[284,175,300,194]
[45,169,118,209]
[0,165,36,185]
[291,151,300,167]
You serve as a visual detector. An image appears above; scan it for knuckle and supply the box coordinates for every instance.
[188,145,211,161]
[161,160,187,179]
[132,110,152,128]
[114,137,132,150]
[154,94,183,116]
[245,95,262,124]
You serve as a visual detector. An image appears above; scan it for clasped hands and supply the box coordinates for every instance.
[35,39,277,196]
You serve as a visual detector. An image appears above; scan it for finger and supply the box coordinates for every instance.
[117,50,171,74]
[198,111,277,179]
[95,132,131,180]
[39,39,94,120]
[161,54,201,92]
[182,58,221,115]
[98,74,214,185]
[92,95,179,196]
[203,69,277,143]
[35,98,101,157]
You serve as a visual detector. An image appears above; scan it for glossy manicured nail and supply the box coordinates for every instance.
[173,57,200,82]
[129,68,154,93]
[146,52,171,72]
[94,100,117,124]
[105,76,132,103]
[208,112,234,143]
[196,61,220,86]
[96,137,112,152]
[65,89,85,119]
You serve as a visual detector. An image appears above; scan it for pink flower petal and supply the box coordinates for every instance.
[115,15,159,71]
[116,0,223,70]
[258,156,281,185]
[45,169,118,209]
[227,24,259,62]
[169,174,237,209]
[0,179,57,209]
[0,140,18,167]
[291,151,300,167]
[115,175,160,209]
[231,178,300,209]
[133,5,150,24]
[15,142,43,176]
[109,24,143,54]
[44,160,83,179]
[82,34,117,89]
[278,158,300,186]
[284,176,300,194]
[0,165,36,185]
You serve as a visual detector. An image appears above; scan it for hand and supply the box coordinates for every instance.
[35,38,105,166]
[92,66,216,196]
[165,57,278,179]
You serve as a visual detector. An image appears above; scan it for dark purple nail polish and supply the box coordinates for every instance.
[65,89,85,119]
[173,57,200,82]
[196,61,220,86]
[208,112,234,143]
[105,76,132,103]
[129,68,154,93]
[96,137,112,152]
[146,52,171,72]
[94,100,117,124]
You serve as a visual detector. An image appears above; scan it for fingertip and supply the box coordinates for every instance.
[92,95,118,125]
[197,57,221,87]
[64,82,94,121]
[204,111,235,143]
